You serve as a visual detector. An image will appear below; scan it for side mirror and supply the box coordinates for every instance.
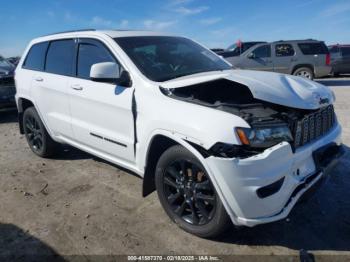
[90,62,120,83]
[90,62,132,87]
[247,53,255,59]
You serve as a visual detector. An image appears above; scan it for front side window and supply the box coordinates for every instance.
[77,42,115,79]
[45,39,75,76]
[23,42,49,71]
[252,45,271,58]
[275,44,295,57]
[115,36,231,82]
[227,43,256,56]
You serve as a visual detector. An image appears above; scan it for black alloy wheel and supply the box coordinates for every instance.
[23,107,59,158]
[155,145,230,238]
[163,159,216,225]
[24,114,44,153]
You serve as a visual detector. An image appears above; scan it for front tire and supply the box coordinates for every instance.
[155,145,230,238]
[23,107,59,158]
[293,67,314,80]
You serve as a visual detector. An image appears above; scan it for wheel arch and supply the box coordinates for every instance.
[17,97,35,134]
[142,131,217,197]
[141,130,239,224]
[142,134,179,197]
[291,64,314,75]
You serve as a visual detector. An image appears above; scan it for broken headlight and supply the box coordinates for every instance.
[236,124,293,148]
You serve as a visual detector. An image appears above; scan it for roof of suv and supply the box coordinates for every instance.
[272,39,322,43]
[37,29,173,40]
[328,44,350,47]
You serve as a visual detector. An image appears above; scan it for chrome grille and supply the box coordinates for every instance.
[293,105,336,148]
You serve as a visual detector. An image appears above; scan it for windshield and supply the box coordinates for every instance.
[114,36,231,82]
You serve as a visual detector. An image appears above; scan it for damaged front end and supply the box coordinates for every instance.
[161,78,337,157]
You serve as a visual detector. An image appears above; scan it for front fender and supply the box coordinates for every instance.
[139,129,240,225]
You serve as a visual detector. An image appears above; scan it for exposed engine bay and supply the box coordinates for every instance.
[161,79,336,155]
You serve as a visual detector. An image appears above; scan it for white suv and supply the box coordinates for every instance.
[15,29,343,237]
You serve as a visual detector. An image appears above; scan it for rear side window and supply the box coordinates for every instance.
[252,45,271,58]
[298,42,329,55]
[342,47,350,57]
[275,44,295,57]
[45,39,75,76]
[77,42,115,79]
[23,42,49,71]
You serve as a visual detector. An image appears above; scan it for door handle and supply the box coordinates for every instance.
[71,84,83,91]
[35,77,43,82]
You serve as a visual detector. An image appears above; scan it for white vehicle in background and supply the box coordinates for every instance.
[15,29,343,237]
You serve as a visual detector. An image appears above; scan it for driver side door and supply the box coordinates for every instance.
[69,38,135,163]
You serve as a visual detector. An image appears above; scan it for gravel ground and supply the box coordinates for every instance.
[0,78,350,261]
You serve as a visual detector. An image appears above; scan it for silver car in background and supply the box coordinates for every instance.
[226,40,331,80]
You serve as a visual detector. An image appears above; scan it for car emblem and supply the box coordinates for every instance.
[319,97,329,105]
[313,92,329,105]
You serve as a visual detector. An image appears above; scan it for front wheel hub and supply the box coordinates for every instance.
[163,159,216,225]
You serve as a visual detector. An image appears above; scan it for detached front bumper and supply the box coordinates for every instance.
[205,123,343,227]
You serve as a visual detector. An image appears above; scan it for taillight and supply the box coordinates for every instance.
[326,53,331,65]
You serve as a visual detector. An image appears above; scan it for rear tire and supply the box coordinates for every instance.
[23,107,59,158]
[293,67,314,80]
[155,145,230,238]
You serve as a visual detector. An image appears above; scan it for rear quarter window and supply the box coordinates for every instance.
[22,42,49,71]
[298,42,329,55]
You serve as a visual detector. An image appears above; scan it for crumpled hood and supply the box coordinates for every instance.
[161,70,334,110]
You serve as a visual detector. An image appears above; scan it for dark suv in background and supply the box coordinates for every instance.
[225,39,331,80]
[0,55,16,109]
[328,45,350,76]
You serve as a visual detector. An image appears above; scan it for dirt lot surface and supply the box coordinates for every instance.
[1,78,350,261]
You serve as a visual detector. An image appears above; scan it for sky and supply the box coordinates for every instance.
[1,0,350,57]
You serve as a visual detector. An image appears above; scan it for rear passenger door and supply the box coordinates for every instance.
[68,38,135,163]
[272,43,296,74]
[28,39,75,139]
[242,44,273,71]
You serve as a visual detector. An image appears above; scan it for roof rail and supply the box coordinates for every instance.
[40,29,96,37]
[274,39,318,43]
